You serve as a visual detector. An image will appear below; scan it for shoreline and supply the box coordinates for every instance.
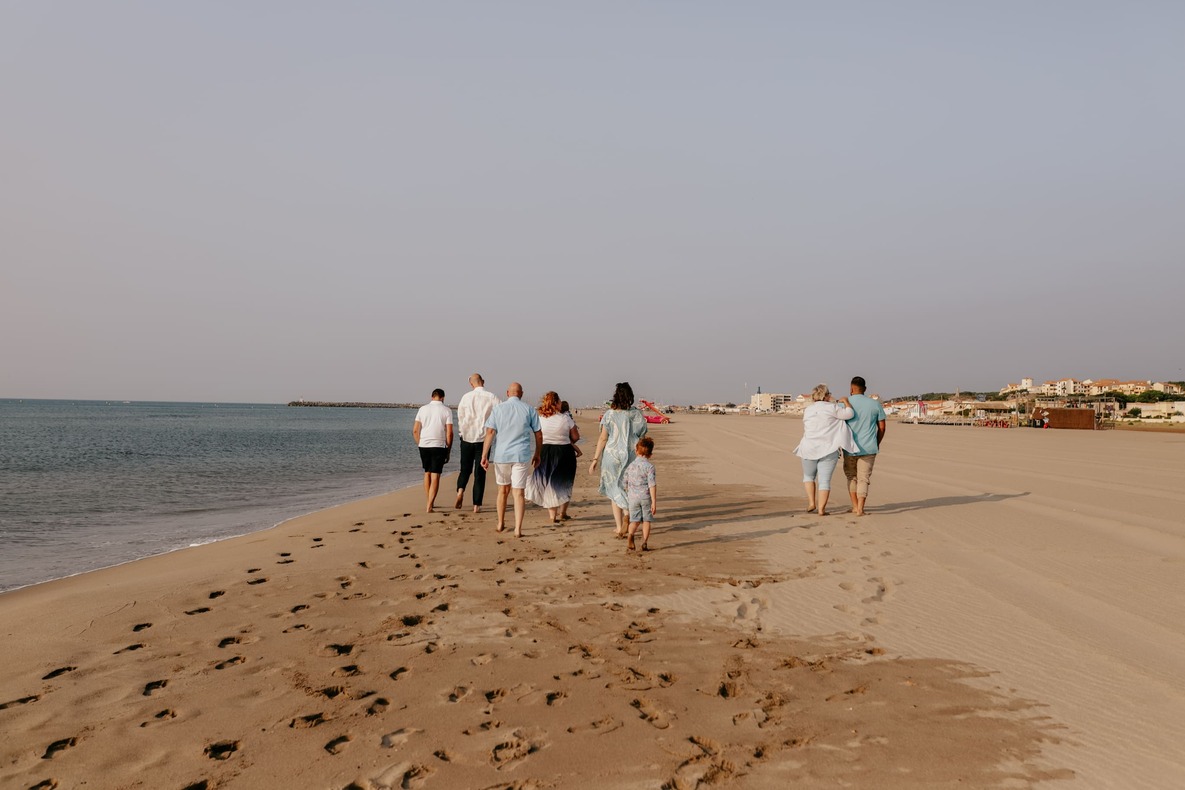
[0,477,424,598]
[3,414,1183,787]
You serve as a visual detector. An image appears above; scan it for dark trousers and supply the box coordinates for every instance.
[457,439,487,506]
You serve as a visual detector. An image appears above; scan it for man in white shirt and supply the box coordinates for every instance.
[413,388,453,513]
[455,373,500,512]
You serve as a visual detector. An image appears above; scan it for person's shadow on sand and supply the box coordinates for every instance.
[872,491,1030,515]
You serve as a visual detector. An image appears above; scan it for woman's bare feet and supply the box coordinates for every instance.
[627,535,635,551]
[455,490,464,509]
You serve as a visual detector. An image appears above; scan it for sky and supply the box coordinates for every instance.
[2,2,1182,406]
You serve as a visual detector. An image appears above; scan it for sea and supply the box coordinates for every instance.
[0,399,425,593]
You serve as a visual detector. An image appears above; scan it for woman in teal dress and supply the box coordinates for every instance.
[588,382,649,537]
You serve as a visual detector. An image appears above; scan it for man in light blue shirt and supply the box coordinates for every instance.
[844,376,887,516]
[480,382,542,537]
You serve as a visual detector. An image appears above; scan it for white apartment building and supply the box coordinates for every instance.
[750,392,799,412]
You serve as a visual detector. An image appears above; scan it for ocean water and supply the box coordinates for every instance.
[0,400,426,593]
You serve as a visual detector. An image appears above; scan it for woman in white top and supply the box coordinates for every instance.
[525,391,581,523]
[793,383,858,515]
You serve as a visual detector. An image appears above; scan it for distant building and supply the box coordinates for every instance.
[749,392,798,412]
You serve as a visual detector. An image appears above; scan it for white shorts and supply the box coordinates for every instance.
[494,462,531,489]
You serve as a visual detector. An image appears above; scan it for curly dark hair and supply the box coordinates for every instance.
[610,382,635,410]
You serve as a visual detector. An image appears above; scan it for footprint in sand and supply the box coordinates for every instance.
[114,643,145,654]
[247,577,268,586]
[446,686,471,703]
[372,763,432,790]
[389,667,409,681]
[321,644,354,657]
[208,590,225,599]
[204,740,239,760]
[0,695,40,710]
[290,713,328,729]
[490,729,544,770]
[246,568,262,573]
[380,727,422,749]
[42,737,77,759]
[333,665,362,677]
[42,666,76,680]
[214,656,245,670]
[133,623,152,632]
[325,735,351,754]
[143,680,168,696]
[185,607,211,616]
[140,708,176,727]
[631,698,671,729]
[367,697,390,716]
[566,716,622,735]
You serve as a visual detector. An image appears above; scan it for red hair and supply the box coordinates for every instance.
[539,391,561,417]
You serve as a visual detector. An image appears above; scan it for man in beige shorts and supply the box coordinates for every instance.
[843,376,887,516]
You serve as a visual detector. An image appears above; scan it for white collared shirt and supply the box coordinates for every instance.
[457,386,501,442]
[794,401,858,460]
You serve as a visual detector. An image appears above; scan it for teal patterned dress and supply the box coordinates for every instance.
[597,408,649,509]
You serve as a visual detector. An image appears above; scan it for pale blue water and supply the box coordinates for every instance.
[0,400,427,593]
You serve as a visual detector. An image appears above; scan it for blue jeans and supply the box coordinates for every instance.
[801,450,840,491]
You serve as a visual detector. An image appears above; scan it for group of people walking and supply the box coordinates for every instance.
[413,376,656,545]
[793,376,887,516]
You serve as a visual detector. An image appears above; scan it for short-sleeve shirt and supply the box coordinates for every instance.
[539,413,576,445]
[414,400,453,448]
[845,394,887,456]
[484,397,541,463]
[623,457,656,503]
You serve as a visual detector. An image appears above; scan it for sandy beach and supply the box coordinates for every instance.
[2,413,1184,789]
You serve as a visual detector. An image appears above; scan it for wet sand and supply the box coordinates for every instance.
[2,414,1183,788]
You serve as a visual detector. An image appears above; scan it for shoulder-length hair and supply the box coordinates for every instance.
[539,391,561,417]
[610,382,634,410]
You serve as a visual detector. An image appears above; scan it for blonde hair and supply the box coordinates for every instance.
[539,391,561,417]
[811,383,830,402]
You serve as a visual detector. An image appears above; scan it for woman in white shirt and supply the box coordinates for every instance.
[793,383,858,515]
[525,391,581,523]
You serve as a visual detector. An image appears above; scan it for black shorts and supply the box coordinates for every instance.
[419,447,448,474]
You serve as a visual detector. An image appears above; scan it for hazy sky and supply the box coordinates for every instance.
[3,2,1182,405]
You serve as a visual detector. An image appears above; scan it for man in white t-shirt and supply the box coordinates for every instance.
[454,373,500,513]
[413,388,453,513]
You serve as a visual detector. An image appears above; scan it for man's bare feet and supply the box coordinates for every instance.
[426,506,434,514]
[473,505,482,514]
[514,528,522,538]
[818,510,829,516]
[455,490,464,509]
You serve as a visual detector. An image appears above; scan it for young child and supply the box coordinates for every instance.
[623,437,657,551]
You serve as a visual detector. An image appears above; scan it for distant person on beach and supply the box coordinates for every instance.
[843,376,887,516]
[589,382,648,538]
[794,384,858,515]
[413,388,454,513]
[455,374,500,513]
[481,382,542,538]
[624,436,658,551]
[525,391,580,524]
